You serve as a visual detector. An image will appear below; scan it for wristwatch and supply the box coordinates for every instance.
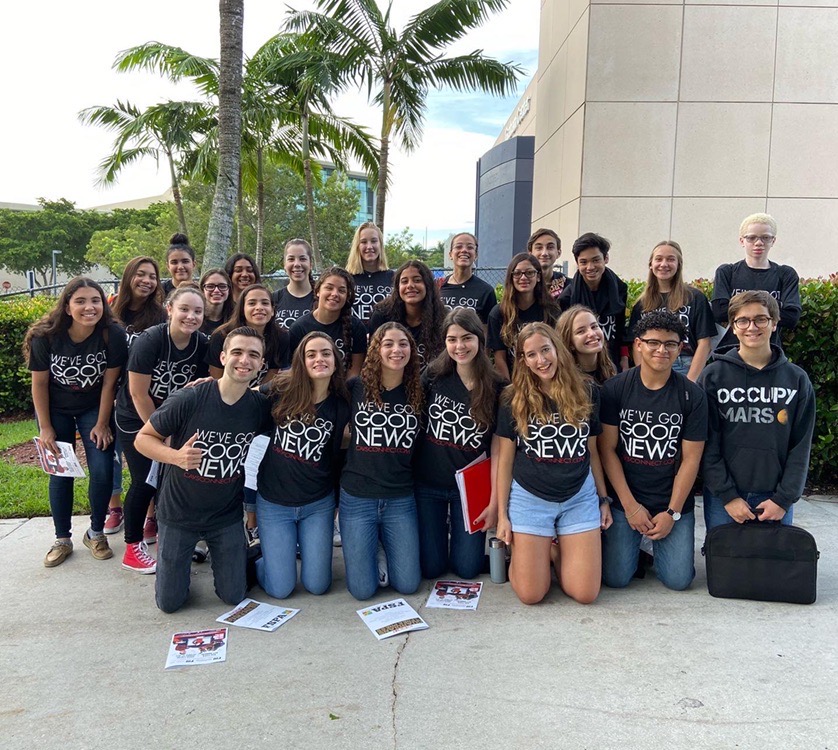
[666,508,682,521]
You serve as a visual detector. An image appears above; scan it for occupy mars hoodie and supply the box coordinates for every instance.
[698,345,815,510]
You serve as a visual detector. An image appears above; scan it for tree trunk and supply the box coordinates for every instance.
[255,146,264,269]
[237,164,244,254]
[166,149,188,235]
[203,0,244,272]
[302,111,324,271]
[375,81,392,236]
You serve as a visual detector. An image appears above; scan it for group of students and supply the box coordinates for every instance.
[25,212,816,612]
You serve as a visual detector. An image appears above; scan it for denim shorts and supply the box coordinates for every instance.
[508,472,600,537]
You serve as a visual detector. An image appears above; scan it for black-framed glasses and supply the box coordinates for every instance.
[511,270,539,280]
[638,338,681,352]
[732,315,772,330]
[742,234,775,244]
[203,283,229,292]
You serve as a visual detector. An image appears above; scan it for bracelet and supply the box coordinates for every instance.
[626,506,643,519]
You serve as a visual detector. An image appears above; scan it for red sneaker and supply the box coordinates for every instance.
[143,515,158,545]
[122,542,157,574]
[104,507,124,535]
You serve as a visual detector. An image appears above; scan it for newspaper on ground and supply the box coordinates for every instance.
[165,628,228,669]
[216,598,300,632]
[243,434,270,490]
[357,598,428,640]
[33,438,86,478]
[425,580,483,610]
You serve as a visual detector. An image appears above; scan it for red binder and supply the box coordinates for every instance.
[455,454,491,534]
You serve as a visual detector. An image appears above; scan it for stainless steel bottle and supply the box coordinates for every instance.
[489,537,507,584]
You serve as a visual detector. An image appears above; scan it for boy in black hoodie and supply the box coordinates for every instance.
[699,291,815,530]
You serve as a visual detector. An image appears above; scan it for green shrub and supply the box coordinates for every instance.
[0,296,54,414]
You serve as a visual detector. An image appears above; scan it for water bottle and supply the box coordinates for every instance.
[489,537,507,584]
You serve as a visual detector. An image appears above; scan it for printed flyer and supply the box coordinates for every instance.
[357,598,428,640]
[425,580,483,610]
[33,438,85,478]
[165,628,228,669]
[216,599,300,632]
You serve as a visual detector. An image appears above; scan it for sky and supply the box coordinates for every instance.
[0,0,539,247]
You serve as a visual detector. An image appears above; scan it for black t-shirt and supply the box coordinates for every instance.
[28,323,128,416]
[288,314,367,374]
[258,392,350,506]
[119,306,168,349]
[341,377,421,498]
[495,389,602,502]
[115,323,210,434]
[546,270,568,301]
[206,328,290,387]
[201,317,225,336]
[414,372,501,489]
[272,287,314,330]
[600,368,708,514]
[150,381,269,531]
[439,275,498,323]
[628,287,716,356]
[352,270,395,325]
[487,302,547,373]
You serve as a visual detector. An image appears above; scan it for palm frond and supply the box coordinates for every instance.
[113,42,220,96]
[421,53,522,96]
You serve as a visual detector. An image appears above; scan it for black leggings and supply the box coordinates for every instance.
[119,428,157,544]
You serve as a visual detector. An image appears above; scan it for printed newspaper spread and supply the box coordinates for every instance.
[357,598,429,640]
[425,580,483,610]
[216,599,300,632]
[165,628,228,669]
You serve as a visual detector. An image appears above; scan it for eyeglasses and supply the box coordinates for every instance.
[732,315,772,330]
[203,283,229,292]
[742,235,775,244]
[511,270,539,280]
[638,338,681,352]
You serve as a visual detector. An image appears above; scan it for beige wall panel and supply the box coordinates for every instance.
[569,0,592,26]
[770,104,838,198]
[593,0,682,4]
[775,8,838,102]
[780,0,838,6]
[688,0,776,6]
[551,0,572,53]
[578,197,673,279]
[674,103,772,196]
[582,102,677,197]
[538,45,568,140]
[587,5,683,102]
[539,0,555,72]
[560,199,582,248]
[680,5,777,101]
[561,106,586,205]
[532,129,564,223]
[564,9,590,121]
[765,198,838,277]
[671,197,767,279]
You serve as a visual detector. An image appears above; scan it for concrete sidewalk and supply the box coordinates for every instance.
[1,497,836,750]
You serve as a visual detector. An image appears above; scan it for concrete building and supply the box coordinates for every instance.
[485,0,838,280]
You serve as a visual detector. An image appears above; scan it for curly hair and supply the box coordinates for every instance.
[346,222,388,274]
[633,309,688,342]
[361,322,424,415]
[638,241,690,313]
[499,253,558,349]
[427,307,504,429]
[505,322,592,434]
[314,266,356,372]
[23,277,115,359]
[270,332,349,426]
[557,305,616,383]
[376,260,446,363]
[111,256,165,333]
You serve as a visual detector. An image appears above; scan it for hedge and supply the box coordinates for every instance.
[3,282,836,481]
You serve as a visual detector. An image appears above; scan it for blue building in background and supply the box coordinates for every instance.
[320,163,376,227]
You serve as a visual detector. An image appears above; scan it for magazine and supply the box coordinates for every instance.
[357,598,429,640]
[216,599,300,632]
[425,580,483,611]
[165,628,228,669]
[33,438,85,478]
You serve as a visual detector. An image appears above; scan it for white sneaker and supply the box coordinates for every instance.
[333,515,342,547]
[377,542,389,588]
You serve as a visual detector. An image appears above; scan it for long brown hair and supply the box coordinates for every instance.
[214,284,285,366]
[638,240,689,313]
[427,307,504,429]
[505,322,592,434]
[557,304,616,383]
[23,277,115,358]
[361,322,423,414]
[270,332,349,425]
[199,268,234,324]
[314,266,356,371]
[346,221,388,274]
[112,256,165,332]
[499,252,558,349]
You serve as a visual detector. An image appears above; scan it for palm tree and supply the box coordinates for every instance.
[78,99,208,234]
[285,0,523,235]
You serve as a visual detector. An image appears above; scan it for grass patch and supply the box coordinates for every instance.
[0,419,91,519]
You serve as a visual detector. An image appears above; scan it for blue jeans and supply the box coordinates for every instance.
[112,436,123,496]
[703,490,794,531]
[156,518,247,613]
[671,355,693,376]
[415,483,486,580]
[602,508,696,590]
[255,493,335,599]
[46,407,114,538]
[339,489,421,601]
